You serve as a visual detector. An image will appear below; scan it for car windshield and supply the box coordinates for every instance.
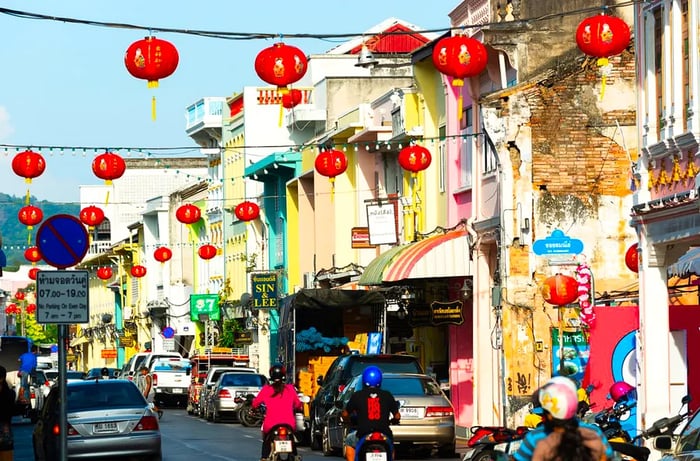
[152,360,191,372]
[67,382,145,410]
[67,371,86,380]
[220,374,266,387]
[45,370,58,380]
[348,359,422,376]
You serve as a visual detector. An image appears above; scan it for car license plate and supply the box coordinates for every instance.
[274,440,293,453]
[94,422,118,433]
[366,452,387,461]
[172,388,183,393]
[399,406,424,418]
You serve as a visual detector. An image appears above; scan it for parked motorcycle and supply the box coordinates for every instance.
[462,425,530,461]
[238,393,265,427]
[268,423,299,461]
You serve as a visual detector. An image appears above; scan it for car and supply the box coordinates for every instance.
[309,353,423,449]
[118,352,150,381]
[322,372,456,457]
[31,370,52,399]
[44,369,86,385]
[203,372,268,423]
[149,358,192,407]
[655,405,700,460]
[85,367,121,380]
[32,378,162,460]
[197,366,257,419]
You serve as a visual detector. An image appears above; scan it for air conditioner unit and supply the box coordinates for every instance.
[303,272,316,289]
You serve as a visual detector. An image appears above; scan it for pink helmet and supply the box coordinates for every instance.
[609,381,635,403]
[539,379,579,420]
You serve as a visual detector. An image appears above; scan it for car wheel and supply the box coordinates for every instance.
[471,450,501,461]
[212,408,220,423]
[310,415,322,450]
[322,424,337,456]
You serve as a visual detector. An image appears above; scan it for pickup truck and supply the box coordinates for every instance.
[150,358,192,407]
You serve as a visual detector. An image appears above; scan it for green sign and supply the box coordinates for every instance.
[251,272,278,309]
[190,294,220,321]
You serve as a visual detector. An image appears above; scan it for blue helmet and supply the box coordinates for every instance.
[362,366,382,389]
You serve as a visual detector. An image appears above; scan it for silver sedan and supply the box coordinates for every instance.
[204,372,267,423]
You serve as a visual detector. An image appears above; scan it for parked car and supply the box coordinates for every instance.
[322,372,456,457]
[655,406,700,461]
[309,353,424,449]
[85,367,120,379]
[118,352,150,381]
[197,366,257,418]
[149,358,192,407]
[32,379,162,460]
[203,372,268,423]
[31,370,52,399]
[44,369,86,385]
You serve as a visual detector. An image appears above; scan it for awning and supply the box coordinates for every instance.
[69,336,90,347]
[358,230,472,285]
[668,247,700,277]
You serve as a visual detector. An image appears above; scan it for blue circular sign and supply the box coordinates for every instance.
[162,327,175,339]
[36,214,89,269]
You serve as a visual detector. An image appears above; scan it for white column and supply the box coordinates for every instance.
[643,8,658,146]
[637,243,672,436]
[661,0,673,140]
[670,0,684,136]
[688,0,700,133]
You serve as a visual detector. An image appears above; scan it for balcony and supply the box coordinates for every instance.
[185,97,226,146]
[86,239,112,258]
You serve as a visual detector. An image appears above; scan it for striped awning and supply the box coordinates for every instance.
[358,230,472,285]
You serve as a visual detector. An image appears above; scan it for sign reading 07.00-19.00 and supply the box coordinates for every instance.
[251,272,278,308]
[189,294,220,321]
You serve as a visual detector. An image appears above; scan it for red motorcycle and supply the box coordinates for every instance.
[462,425,530,461]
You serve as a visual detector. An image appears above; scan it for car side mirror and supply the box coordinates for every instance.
[317,376,323,385]
[654,435,673,451]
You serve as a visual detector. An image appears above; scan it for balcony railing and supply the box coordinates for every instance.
[185,97,226,134]
[86,240,112,258]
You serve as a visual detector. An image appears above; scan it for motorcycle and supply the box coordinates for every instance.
[355,430,394,461]
[268,424,299,461]
[462,426,530,461]
[237,393,265,427]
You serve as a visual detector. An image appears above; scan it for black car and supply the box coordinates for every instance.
[309,353,423,450]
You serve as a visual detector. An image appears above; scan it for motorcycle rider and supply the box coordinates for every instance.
[252,363,303,461]
[341,366,401,461]
[512,377,614,461]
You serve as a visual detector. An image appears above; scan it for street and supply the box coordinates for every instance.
[10,408,462,461]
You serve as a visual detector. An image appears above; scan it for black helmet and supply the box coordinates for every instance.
[269,363,286,382]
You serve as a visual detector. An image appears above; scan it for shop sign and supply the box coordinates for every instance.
[190,294,220,321]
[251,272,278,309]
[551,328,589,384]
[119,337,135,347]
[408,304,432,327]
[430,300,464,325]
[66,354,77,362]
[234,331,253,344]
[101,349,117,359]
[351,227,374,249]
[366,202,398,245]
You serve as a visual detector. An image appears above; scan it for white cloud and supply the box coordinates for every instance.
[0,106,14,140]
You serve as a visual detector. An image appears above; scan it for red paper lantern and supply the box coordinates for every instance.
[92,152,126,185]
[398,145,432,174]
[28,268,40,280]
[576,14,631,59]
[282,89,303,109]
[80,205,106,229]
[14,291,25,301]
[24,246,42,263]
[18,205,43,229]
[26,303,36,315]
[315,149,348,183]
[176,204,201,224]
[198,244,218,260]
[12,150,46,183]
[130,265,147,278]
[254,42,308,91]
[154,247,173,263]
[234,201,260,222]
[432,35,488,85]
[541,274,579,306]
[625,243,639,273]
[125,36,179,87]
[96,267,113,280]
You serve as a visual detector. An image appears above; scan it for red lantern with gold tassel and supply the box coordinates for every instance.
[28,267,40,280]
[541,274,579,306]
[18,205,43,230]
[282,89,303,109]
[255,43,308,92]
[96,267,113,281]
[432,35,488,118]
[398,145,432,175]
[12,150,46,184]
[198,244,218,260]
[125,36,179,120]
[576,14,631,98]
[130,265,147,278]
[154,247,173,264]
[80,205,106,229]
[24,246,42,263]
[92,152,126,186]
[234,201,260,222]
[625,243,639,273]
[176,204,201,225]
[315,149,348,198]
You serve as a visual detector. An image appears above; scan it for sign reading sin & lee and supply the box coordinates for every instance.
[251,272,278,308]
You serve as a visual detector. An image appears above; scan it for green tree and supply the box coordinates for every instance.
[218,319,246,348]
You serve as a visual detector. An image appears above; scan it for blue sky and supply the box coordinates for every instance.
[0,1,454,203]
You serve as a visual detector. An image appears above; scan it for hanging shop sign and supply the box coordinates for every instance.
[101,349,117,359]
[551,328,590,385]
[533,229,584,256]
[366,201,398,245]
[251,272,278,309]
[351,227,374,249]
[430,300,464,325]
[234,331,254,345]
[190,293,221,321]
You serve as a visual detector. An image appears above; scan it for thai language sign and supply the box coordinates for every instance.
[36,270,89,324]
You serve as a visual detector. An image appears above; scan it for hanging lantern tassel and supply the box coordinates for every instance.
[152,96,157,121]
[329,177,336,203]
[597,57,612,100]
[453,78,464,120]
